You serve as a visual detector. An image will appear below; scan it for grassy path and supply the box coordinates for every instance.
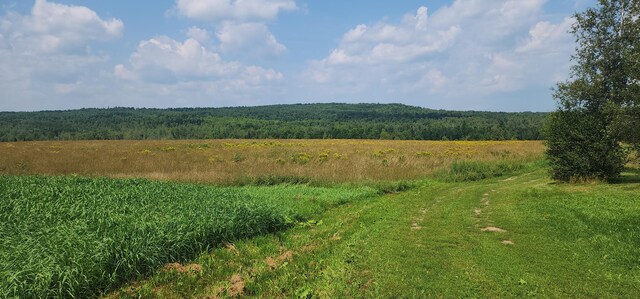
[113,170,640,298]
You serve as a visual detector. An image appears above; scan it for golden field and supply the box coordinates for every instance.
[0,140,545,184]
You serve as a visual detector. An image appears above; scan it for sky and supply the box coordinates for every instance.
[0,0,597,112]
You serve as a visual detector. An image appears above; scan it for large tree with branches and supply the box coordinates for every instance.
[547,0,640,181]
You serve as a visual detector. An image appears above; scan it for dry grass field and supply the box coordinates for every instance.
[0,140,544,184]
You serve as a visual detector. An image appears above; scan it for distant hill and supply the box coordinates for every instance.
[0,103,547,141]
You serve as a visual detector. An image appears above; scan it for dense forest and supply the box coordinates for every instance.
[0,103,547,141]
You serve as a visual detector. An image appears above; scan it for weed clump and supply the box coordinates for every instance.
[318,152,330,162]
[416,151,433,157]
[290,153,312,165]
[232,152,245,163]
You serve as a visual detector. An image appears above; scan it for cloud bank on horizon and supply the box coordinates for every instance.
[0,0,594,112]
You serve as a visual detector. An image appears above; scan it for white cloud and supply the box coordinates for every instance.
[306,5,461,88]
[116,35,282,84]
[175,1,291,59]
[216,22,286,57]
[1,0,123,53]
[110,35,284,108]
[0,0,123,111]
[309,7,460,70]
[176,0,296,22]
[516,17,574,54]
[186,26,211,44]
[113,64,138,81]
[108,0,292,109]
[304,0,575,111]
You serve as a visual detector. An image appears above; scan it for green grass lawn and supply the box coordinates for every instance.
[110,168,640,298]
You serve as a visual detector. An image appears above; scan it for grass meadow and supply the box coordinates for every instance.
[1,139,638,298]
[0,140,544,184]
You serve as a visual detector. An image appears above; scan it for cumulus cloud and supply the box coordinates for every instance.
[306,6,460,86]
[108,1,291,109]
[176,0,296,22]
[174,0,292,59]
[186,26,212,44]
[116,35,282,83]
[114,35,283,95]
[0,0,123,53]
[517,17,575,54]
[0,0,123,111]
[216,22,286,57]
[304,0,575,111]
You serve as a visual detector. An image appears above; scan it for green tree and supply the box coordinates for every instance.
[547,0,639,181]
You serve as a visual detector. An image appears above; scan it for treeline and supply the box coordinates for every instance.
[0,103,547,141]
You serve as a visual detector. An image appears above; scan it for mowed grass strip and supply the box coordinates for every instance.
[113,168,640,298]
[0,176,376,298]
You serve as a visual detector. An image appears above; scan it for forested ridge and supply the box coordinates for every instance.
[0,103,547,141]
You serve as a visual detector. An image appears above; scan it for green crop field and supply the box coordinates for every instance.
[0,175,376,297]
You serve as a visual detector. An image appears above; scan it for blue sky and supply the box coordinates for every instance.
[0,0,596,112]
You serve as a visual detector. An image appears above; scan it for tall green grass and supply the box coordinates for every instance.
[0,176,375,298]
[437,159,543,182]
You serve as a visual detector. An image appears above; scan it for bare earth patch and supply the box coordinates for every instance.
[481,227,507,233]
[278,250,293,262]
[474,208,482,216]
[264,250,294,270]
[228,274,245,297]
[501,240,515,245]
[265,257,278,269]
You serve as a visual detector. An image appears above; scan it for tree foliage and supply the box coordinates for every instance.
[546,111,625,181]
[547,0,640,181]
[0,103,546,141]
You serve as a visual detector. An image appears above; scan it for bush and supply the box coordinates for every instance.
[545,111,625,182]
